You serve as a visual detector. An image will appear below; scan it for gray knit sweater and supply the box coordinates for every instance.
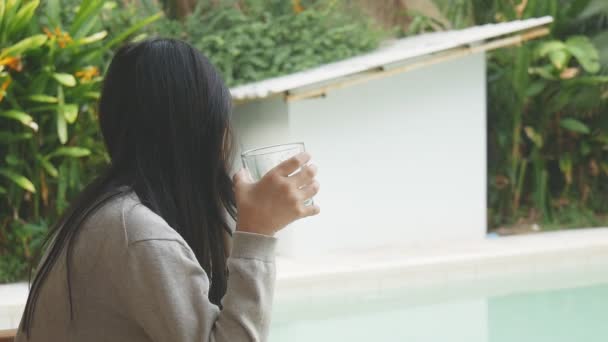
[15,192,277,342]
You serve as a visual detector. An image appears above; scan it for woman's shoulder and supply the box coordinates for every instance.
[84,190,187,248]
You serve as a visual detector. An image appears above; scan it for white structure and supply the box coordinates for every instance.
[231,17,553,257]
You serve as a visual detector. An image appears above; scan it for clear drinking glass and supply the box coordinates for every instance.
[241,142,313,205]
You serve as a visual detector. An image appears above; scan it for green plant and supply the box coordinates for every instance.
[433,0,472,29]
[469,0,608,230]
[406,10,448,35]
[0,0,160,283]
[152,0,383,86]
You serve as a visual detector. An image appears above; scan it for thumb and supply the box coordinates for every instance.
[233,169,252,185]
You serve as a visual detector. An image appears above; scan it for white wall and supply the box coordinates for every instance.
[232,97,290,149]
[233,52,487,256]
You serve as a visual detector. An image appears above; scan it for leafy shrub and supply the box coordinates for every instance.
[434,0,608,230]
[0,0,381,283]
[152,0,383,85]
[469,0,608,229]
[0,0,160,283]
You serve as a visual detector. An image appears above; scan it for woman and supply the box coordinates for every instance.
[16,38,320,341]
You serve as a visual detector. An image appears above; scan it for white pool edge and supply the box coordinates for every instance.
[275,227,608,297]
[3,227,608,330]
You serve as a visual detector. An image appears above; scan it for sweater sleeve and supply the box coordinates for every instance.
[121,231,277,342]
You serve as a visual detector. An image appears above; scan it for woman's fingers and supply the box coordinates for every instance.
[235,151,320,235]
[273,152,311,176]
[299,204,321,218]
[299,180,320,200]
[290,164,317,187]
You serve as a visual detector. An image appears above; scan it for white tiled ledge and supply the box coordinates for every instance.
[3,228,608,330]
[275,227,608,298]
[0,282,28,330]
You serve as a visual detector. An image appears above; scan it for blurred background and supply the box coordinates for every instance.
[0,0,607,284]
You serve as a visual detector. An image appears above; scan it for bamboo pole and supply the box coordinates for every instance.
[284,27,550,102]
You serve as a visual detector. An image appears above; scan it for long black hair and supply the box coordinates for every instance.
[21,38,236,336]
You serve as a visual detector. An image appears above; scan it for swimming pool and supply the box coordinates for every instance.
[2,228,608,340]
[269,259,608,341]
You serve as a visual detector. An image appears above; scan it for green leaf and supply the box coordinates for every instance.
[524,126,543,147]
[59,104,78,123]
[76,16,100,41]
[592,31,608,67]
[594,134,608,145]
[560,118,590,134]
[0,2,5,39]
[130,33,148,43]
[559,155,573,184]
[581,141,591,156]
[28,105,57,113]
[0,185,6,194]
[49,146,91,158]
[56,110,67,144]
[23,222,46,234]
[36,155,58,178]
[536,41,566,58]
[57,162,68,211]
[0,35,47,58]
[104,12,163,50]
[568,0,593,18]
[46,0,61,27]
[84,91,100,100]
[529,66,558,80]
[566,76,608,86]
[513,48,532,96]
[75,30,107,45]
[566,36,601,74]
[28,94,58,103]
[7,0,39,37]
[70,0,105,38]
[577,0,608,20]
[5,154,19,166]
[0,168,36,193]
[52,73,77,87]
[57,84,64,105]
[548,49,570,70]
[525,81,546,97]
[0,110,38,131]
[103,1,117,10]
[0,132,33,144]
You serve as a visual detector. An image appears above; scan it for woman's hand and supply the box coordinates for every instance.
[234,152,320,236]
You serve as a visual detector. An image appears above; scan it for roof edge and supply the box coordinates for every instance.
[231,16,554,104]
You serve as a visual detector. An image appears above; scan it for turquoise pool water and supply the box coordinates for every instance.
[269,271,608,341]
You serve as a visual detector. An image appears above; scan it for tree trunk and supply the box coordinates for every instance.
[355,0,449,32]
[170,0,198,19]
[355,0,409,30]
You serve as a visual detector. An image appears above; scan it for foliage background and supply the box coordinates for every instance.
[467,0,608,231]
[1,0,607,283]
[0,0,160,282]
[0,0,384,283]
[139,0,384,86]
